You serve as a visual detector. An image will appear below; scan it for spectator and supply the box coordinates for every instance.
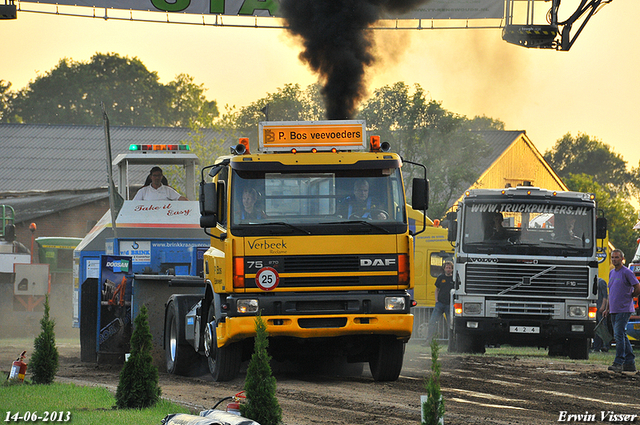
[423,260,454,345]
[605,249,640,372]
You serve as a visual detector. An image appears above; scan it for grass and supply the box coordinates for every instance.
[1,337,190,424]
[0,381,190,424]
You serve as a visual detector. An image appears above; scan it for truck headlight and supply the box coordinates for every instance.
[568,305,587,318]
[385,297,406,311]
[464,302,482,315]
[237,299,259,314]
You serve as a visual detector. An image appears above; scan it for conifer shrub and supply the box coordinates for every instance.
[30,294,59,385]
[241,314,282,425]
[422,337,445,425]
[115,305,161,408]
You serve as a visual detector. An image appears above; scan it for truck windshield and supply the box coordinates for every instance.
[461,202,594,256]
[230,167,407,235]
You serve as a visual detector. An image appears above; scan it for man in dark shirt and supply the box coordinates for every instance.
[424,261,454,344]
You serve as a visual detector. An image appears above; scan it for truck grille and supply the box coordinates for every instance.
[465,263,589,298]
[283,255,359,272]
[245,254,399,289]
[488,301,561,316]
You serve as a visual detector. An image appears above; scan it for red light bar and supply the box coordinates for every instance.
[129,144,190,152]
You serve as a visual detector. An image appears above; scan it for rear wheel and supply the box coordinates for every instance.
[165,300,203,376]
[568,338,589,360]
[205,301,242,382]
[369,336,405,381]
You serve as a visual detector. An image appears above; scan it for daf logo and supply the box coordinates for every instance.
[360,258,396,267]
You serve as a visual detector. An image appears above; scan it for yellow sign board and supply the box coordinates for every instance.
[259,120,367,152]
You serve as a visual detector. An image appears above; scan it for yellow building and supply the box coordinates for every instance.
[464,130,567,196]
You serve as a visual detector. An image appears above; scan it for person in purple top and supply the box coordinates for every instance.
[605,249,640,372]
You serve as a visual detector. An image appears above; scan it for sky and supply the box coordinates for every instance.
[1,2,639,167]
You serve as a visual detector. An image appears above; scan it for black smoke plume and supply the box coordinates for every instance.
[280,0,429,120]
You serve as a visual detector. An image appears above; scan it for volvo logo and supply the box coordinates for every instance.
[469,257,498,263]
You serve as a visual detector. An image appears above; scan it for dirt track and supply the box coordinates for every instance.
[3,338,640,425]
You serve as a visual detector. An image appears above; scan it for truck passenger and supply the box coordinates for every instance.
[133,166,188,201]
[236,187,265,222]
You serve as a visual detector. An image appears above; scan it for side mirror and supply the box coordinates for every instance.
[596,217,607,240]
[412,178,429,210]
[446,211,457,242]
[200,182,217,215]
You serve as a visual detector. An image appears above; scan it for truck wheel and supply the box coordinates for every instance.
[568,338,589,360]
[205,301,241,382]
[369,336,405,381]
[454,333,485,354]
[165,300,203,376]
[448,331,459,353]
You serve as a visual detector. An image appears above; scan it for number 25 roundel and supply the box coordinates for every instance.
[255,267,279,291]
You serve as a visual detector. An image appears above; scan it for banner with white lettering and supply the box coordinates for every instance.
[20,0,504,20]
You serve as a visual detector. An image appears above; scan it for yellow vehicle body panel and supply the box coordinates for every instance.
[216,313,414,347]
[407,207,453,308]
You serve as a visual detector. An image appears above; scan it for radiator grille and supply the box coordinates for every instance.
[465,262,589,298]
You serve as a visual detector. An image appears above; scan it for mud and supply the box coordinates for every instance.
[2,339,639,425]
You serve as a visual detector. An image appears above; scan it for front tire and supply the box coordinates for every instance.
[369,336,405,381]
[165,300,203,376]
[205,301,242,382]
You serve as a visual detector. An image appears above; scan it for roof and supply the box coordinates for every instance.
[473,130,526,173]
[0,123,220,193]
[1,190,108,224]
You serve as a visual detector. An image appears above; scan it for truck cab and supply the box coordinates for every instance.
[164,120,429,381]
[447,187,605,359]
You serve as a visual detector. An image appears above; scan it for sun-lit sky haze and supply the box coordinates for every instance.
[1,2,639,167]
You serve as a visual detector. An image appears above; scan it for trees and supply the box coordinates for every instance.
[232,83,325,151]
[358,82,490,219]
[115,305,161,409]
[241,314,282,425]
[563,173,638,260]
[544,134,640,256]
[0,80,13,122]
[30,295,59,385]
[544,133,636,198]
[3,53,218,127]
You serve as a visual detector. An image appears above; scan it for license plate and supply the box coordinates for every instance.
[510,326,540,334]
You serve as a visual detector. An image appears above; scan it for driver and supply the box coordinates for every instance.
[339,179,386,219]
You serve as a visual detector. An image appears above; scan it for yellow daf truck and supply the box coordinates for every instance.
[163,120,429,381]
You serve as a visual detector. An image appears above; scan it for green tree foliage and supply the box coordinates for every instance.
[166,73,219,128]
[544,133,635,197]
[4,53,218,127]
[30,294,59,385]
[0,79,13,122]
[358,82,490,219]
[422,337,444,425]
[233,83,325,151]
[563,173,639,259]
[115,305,161,409]
[544,133,640,255]
[241,314,282,425]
